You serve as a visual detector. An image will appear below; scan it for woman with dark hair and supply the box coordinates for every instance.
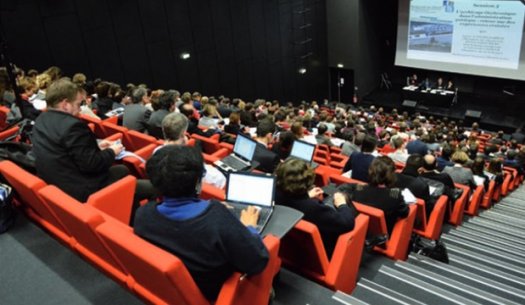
[471,156,489,191]
[350,156,409,234]
[274,159,356,258]
[485,157,504,187]
[271,131,296,160]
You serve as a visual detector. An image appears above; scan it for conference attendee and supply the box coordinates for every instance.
[223,111,244,135]
[160,113,226,189]
[485,158,505,187]
[274,159,356,258]
[290,120,305,139]
[350,156,409,234]
[147,90,175,128]
[315,123,335,147]
[343,134,377,182]
[341,131,360,157]
[134,145,268,301]
[436,144,454,171]
[471,156,490,191]
[32,78,156,213]
[442,151,476,188]
[395,154,433,217]
[253,119,281,173]
[420,154,455,189]
[92,81,115,119]
[123,87,150,132]
[387,136,409,164]
[198,104,221,129]
[271,130,296,160]
[406,137,428,156]
[179,103,215,137]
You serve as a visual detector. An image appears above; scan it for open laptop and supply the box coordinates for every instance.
[215,133,257,171]
[287,139,318,169]
[225,172,275,233]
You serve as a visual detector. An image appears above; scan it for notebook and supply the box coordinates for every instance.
[215,133,257,171]
[287,140,318,169]
[225,172,275,233]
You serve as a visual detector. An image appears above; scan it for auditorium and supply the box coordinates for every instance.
[1,1,524,304]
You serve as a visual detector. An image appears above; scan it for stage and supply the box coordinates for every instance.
[361,87,523,133]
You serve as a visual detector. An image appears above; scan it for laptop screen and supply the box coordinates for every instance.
[290,140,315,162]
[227,173,275,207]
[233,134,257,161]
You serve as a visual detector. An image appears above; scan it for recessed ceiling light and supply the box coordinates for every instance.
[298,68,307,74]
[180,52,191,60]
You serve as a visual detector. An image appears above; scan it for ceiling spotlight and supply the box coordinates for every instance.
[180,52,191,60]
[337,63,344,68]
[298,68,307,74]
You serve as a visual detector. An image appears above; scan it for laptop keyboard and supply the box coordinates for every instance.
[229,204,272,232]
[222,155,248,170]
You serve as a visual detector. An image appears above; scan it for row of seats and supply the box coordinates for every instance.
[0,160,281,305]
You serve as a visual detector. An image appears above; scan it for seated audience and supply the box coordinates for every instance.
[147,90,175,128]
[395,154,432,217]
[343,134,377,183]
[134,145,268,301]
[420,154,455,189]
[443,151,476,188]
[350,156,409,234]
[32,78,156,212]
[315,123,335,147]
[198,104,221,129]
[271,131,296,160]
[123,87,150,132]
[224,111,244,135]
[253,119,281,173]
[160,113,226,189]
[274,159,356,257]
[388,136,409,164]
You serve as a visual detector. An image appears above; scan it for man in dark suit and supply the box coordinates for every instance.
[253,119,280,173]
[32,78,157,224]
[32,78,125,202]
[420,154,455,189]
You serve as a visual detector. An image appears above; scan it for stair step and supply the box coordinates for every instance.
[447,253,525,291]
[374,266,483,305]
[446,244,525,278]
[331,291,371,305]
[492,204,525,217]
[352,278,426,305]
[469,217,525,236]
[480,210,525,225]
[407,254,525,303]
[446,229,525,253]
[393,261,522,305]
[441,234,525,266]
[455,225,525,248]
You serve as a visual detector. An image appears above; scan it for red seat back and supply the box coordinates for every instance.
[38,185,128,283]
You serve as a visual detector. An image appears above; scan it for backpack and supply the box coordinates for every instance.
[0,181,16,233]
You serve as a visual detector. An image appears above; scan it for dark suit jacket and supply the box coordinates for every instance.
[343,152,375,183]
[32,110,116,202]
[351,185,409,234]
[395,172,432,217]
[275,190,356,258]
[123,103,148,132]
[253,142,280,173]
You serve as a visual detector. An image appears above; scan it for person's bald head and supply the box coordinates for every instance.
[423,154,437,171]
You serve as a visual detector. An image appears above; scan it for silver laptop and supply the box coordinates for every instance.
[288,140,318,169]
[225,172,275,233]
[216,133,257,171]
